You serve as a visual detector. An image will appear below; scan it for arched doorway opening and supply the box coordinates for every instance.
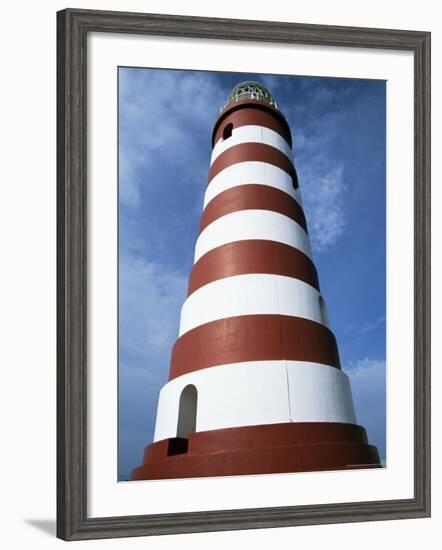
[176,384,198,438]
[167,384,198,456]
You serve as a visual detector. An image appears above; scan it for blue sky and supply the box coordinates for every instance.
[118,67,386,481]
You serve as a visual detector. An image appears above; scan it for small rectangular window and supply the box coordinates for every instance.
[223,123,233,140]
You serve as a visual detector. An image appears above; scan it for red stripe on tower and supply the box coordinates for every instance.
[199,185,307,233]
[132,81,380,480]
[187,240,319,295]
[208,142,295,183]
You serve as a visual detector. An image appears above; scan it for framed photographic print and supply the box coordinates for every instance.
[57,8,431,541]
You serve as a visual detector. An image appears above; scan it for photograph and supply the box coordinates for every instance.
[118,69,387,482]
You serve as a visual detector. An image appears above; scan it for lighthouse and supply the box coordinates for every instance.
[131,81,381,480]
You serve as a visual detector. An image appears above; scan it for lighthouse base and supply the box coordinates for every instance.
[131,422,381,481]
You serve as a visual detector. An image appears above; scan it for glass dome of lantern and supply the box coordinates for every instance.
[223,81,279,111]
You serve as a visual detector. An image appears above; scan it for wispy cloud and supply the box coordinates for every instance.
[300,163,346,252]
[119,254,187,368]
[346,357,386,378]
[287,107,348,255]
[359,315,386,334]
[118,252,188,479]
[119,69,225,208]
[344,315,386,336]
[259,74,282,93]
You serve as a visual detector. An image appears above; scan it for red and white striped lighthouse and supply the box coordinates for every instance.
[132,81,380,480]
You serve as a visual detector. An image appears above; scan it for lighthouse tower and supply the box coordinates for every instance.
[131,81,380,480]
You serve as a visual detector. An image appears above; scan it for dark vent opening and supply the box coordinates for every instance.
[167,437,189,456]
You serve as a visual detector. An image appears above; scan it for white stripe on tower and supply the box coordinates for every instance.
[194,209,312,263]
[178,274,326,336]
[211,125,293,164]
[153,361,356,442]
[203,162,303,208]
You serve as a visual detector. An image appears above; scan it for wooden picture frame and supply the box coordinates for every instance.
[57,8,431,541]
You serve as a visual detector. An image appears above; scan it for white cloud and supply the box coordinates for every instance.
[288,109,348,255]
[359,315,386,334]
[118,253,189,476]
[259,74,281,93]
[301,163,346,253]
[286,95,356,253]
[347,357,386,383]
[119,69,225,208]
[119,141,144,207]
[119,254,188,382]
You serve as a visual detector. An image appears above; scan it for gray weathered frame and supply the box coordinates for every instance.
[57,7,431,541]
